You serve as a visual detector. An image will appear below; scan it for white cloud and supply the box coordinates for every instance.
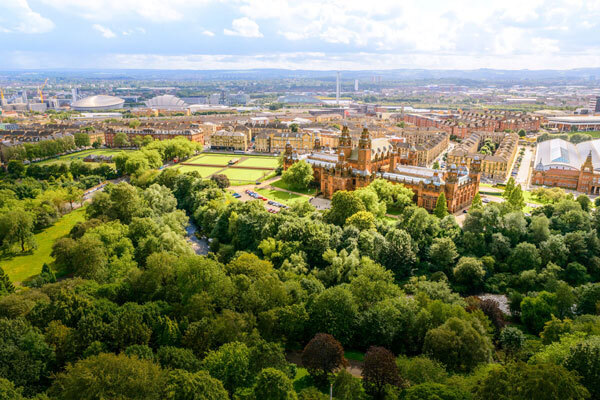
[224,17,263,38]
[122,27,146,35]
[41,0,211,22]
[0,0,54,34]
[202,30,215,36]
[93,24,116,38]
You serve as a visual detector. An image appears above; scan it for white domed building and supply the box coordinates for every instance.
[71,95,125,111]
[144,95,188,111]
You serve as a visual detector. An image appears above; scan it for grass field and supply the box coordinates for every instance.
[237,157,279,168]
[223,168,268,182]
[173,165,224,176]
[186,154,241,166]
[271,179,317,195]
[1,207,86,284]
[36,149,128,166]
[256,188,308,206]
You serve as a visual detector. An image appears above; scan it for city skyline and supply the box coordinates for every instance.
[1,0,600,70]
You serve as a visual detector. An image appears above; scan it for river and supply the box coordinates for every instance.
[185,221,209,255]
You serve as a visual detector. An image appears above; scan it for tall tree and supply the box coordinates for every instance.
[0,209,36,252]
[362,346,403,400]
[471,193,483,210]
[433,192,449,218]
[301,333,347,385]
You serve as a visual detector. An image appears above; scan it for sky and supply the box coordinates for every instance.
[1,0,600,70]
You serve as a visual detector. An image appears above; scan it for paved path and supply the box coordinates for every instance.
[516,146,533,188]
[186,222,209,255]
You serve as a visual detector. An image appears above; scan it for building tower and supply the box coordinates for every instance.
[338,125,352,160]
[595,96,600,113]
[72,88,78,103]
[358,125,372,172]
[336,72,341,105]
[354,79,358,91]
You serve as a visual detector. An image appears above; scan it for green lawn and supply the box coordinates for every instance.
[1,207,86,284]
[186,154,241,166]
[36,149,128,166]
[223,168,268,182]
[237,157,279,168]
[173,165,224,177]
[256,188,309,206]
[345,350,365,362]
[271,179,317,195]
[292,368,315,393]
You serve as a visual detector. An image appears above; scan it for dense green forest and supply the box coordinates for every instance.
[1,143,600,399]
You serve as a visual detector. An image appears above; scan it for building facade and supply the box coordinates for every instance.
[532,138,600,194]
[209,130,247,151]
[105,125,203,147]
[447,131,518,181]
[283,126,480,213]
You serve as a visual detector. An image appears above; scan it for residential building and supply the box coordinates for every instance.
[209,130,247,151]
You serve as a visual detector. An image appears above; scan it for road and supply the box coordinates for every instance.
[515,146,534,188]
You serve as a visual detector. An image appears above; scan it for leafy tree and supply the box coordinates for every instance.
[211,174,230,189]
[423,317,492,372]
[396,356,447,386]
[434,192,448,218]
[565,337,600,399]
[471,193,483,210]
[50,353,165,400]
[308,287,358,345]
[453,257,485,293]
[428,237,458,273]
[576,194,592,211]
[345,211,375,231]
[508,242,541,273]
[499,326,525,357]
[326,191,365,226]
[520,291,557,333]
[0,266,15,295]
[362,346,403,400]
[7,160,25,178]
[507,184,525,210]
[474,362,589,400]
[0,318,54,395]
[157,346,202,372]
[202,342,251,394]
[503,178,515,198]
[333,370,363,400]
[540,315,572,344]
[74,132,91,147]
[404,383,470,400]
[576,283,600,315]
[0,209,36,252]
[65,186,84,210]
[0,377,26,400]
[252,368,297,400]
[164,369,229,400]
[113,132,130,148]
[301,333,347,385]
[281,160,313,190]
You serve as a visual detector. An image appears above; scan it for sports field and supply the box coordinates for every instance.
[222,168,268,182]
[174,165,224,176]
[237,157,279,168]
[185,154,239,166]
[1,207,86,284]
[36,149,128,166]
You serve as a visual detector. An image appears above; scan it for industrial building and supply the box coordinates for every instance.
[144,95,188,111]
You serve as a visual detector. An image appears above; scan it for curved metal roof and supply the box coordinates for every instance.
[72,95,124,109]
[144,95,188,110]
[535,138,600,171]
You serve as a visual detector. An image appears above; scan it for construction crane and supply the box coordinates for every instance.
[37,78,48,103]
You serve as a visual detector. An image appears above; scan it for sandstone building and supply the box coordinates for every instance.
[283,126,480,213]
